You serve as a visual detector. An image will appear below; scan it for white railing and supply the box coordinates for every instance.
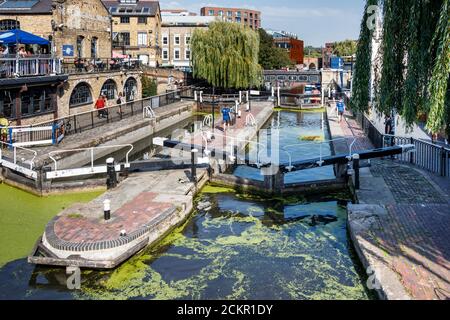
[202,114,213,128]
[245,113,257,127]
[46,144,134,179]
[143,105,156,119]
[0,56,62,77]
[0,141,38,179]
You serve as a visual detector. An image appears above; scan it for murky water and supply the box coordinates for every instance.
[0,187,371,300]
[234,110,335,183]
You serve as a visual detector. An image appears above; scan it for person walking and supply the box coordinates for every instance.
[221,105,231,132]
[116,92,126,116]
[336,98,346,123]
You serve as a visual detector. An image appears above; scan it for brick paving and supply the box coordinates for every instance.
[338,107,450,300]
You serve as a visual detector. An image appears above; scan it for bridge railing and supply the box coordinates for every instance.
[358,113,450,178]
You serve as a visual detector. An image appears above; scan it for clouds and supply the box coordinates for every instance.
[159,0,364,46]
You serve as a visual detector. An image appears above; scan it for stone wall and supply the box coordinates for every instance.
[143,67,185,94]
[58,71,142,117]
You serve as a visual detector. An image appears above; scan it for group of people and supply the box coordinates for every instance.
[0,45,36,57]
[94,93,127,119]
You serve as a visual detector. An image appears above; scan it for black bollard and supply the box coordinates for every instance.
[104,199,111,221]
[106,158,117,189]
[191,149,198,183]
[353,154,360,190]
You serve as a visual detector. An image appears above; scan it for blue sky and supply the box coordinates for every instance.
[160,0,365,46]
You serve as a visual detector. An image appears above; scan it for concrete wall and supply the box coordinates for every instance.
[143,67,185,94]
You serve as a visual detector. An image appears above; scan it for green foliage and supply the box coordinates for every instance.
[191,22,262,89]
[333,40,358,57]
[351,0,378,112]
[426,0,450,133]
[258,29,293,70]
[304,46,322,58]
[142,75,158,98]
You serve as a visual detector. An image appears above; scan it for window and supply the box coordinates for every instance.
[185,49,191,60]
[76,35,84,57]
[91,37,98,58]
[235,17,241,23]
[227,11,232,17]
[70,83,92,107]
[101,80,117,100]
[137,32,148,46]
[0,90,14,118]
[120,17,130,24]
[162,49,168,60]
[124,77,137,102]
[174,35,180,45]
[162,35,168,46]
[0,19,20,31]
[218,10,223,16]
[113,32,130,46]
[174,49,180,60]
[236,11,241,17]
[138,17,147,24]
[185,35,191,45]
[208,10,214,16]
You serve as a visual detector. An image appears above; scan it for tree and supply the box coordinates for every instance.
[258,29,293,70]
[351,0,378,112]
[333,40,358,57]
[141,75,158,98]
[190,22,262,89]
[352,0,450,134]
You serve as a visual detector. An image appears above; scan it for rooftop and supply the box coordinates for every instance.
[102,0,159,16]
[0,0,52,14]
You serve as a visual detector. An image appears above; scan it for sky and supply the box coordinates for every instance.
[159,0,366,47]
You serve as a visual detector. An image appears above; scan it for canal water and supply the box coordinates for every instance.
[0,110,372,300]
[234,110,335,183]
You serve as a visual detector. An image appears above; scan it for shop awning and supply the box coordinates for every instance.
[0,29,49,45]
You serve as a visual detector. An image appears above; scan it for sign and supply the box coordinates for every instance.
[250,90,260,96]
[62,45,74,57]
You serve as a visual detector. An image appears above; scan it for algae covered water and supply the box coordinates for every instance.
[0,186,371,300]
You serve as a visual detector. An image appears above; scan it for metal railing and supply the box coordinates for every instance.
[47,144,134,179]
[0,141,38,179]
[61,58,142,74]
[0,56,62,78]
[358,113,450,178]
[6,87,192,147]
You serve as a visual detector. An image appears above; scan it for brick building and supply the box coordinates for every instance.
[102,0,162,67]
[0,0,142,125]
[161,14,216,71]
[266,30,304,66]
[0,0,112,59]
[200,7,260,29]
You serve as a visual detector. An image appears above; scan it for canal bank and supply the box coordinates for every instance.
[327,104,450,300]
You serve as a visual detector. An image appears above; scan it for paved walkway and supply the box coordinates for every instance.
[327,104,450,300]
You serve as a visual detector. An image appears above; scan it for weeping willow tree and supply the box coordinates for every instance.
[350,0,378,112]
[190,22,263,89]
[425,0,450,133]
[353,0,450,135]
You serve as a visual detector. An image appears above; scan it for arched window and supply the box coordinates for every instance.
[0,19,20,31]
[70,83,92,108]
[124,77,137,102]
[101,79,117,100]
[309,63,317,70]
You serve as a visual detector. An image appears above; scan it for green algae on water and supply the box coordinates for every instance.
[0,184,102,267]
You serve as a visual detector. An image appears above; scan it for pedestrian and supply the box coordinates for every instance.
[95,94,108,118]
[116,92,126,116]
[0,113,10,147]
[336,98,346,123]
[221,105,231,131]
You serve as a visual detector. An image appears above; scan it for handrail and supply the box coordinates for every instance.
[6,87,192,130]
[0,141,37,170]
[143,105,156,120]
[245,113,257,127]
[48,144,134,172]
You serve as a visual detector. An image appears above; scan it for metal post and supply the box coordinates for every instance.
[103,199,111,221]
[106,157,117,189]
[353,154,360,190]
[211,87,215,138]
[191,148,198,183]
